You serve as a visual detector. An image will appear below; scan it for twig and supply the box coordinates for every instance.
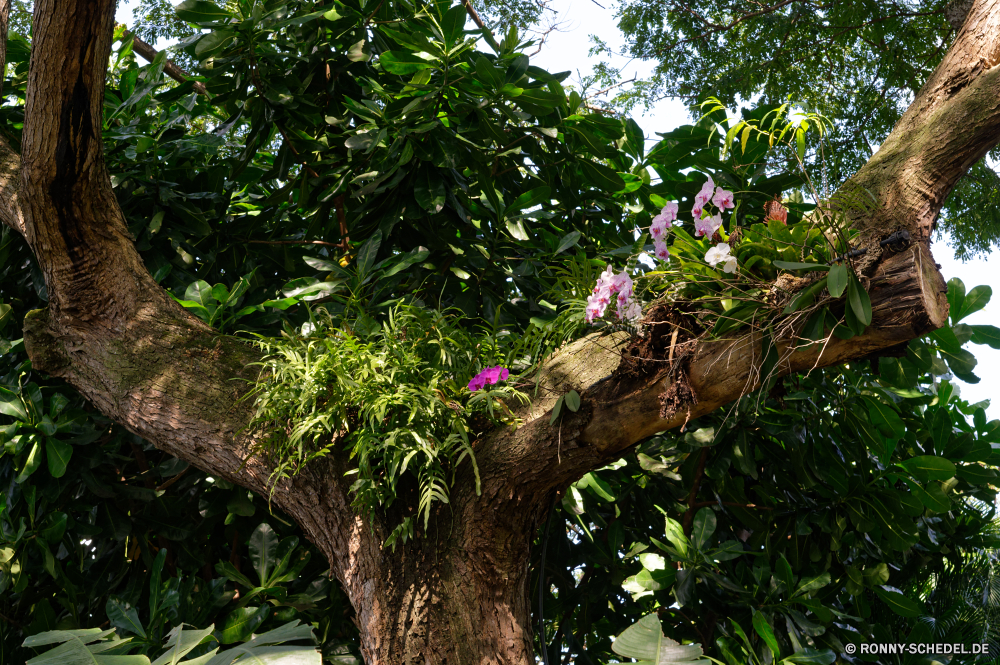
[582,76,637,101]
[692,501,773,510]
[155,465,191,492]
[0,608,25,629]
[119,27,209,97]
[246,239,343,247]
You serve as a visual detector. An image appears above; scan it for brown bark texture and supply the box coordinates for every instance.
[0,0,998,662]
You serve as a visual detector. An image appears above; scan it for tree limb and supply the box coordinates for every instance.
[0,0,9,99]
[0,0,24,237]
[120,27,209,97]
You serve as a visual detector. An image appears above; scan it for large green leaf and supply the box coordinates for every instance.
[217,606,270,645]
[175,0,232,23]
[151,624,215,665]
[611,614,710,663]
[873,587,921,617]
[24,628,150,664]
[379,51,436,75]
[249,523,279,586]
[45,437,72,478]
[897,456,955,482]
[690,508,716,550]
[106,598,146,638]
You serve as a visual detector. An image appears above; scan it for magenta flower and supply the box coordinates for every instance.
[654,239,670,261]
[712,187,735,210]
[695,211,723,238]
[468,366,510,391]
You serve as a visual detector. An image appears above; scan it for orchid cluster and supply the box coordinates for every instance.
[650,201,678,261]
[692,176,735,239]
[467,365,509,391]
[585,265,642,324]
[583,176,742,327]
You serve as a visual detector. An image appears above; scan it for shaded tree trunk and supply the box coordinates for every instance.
[1,0,999,661]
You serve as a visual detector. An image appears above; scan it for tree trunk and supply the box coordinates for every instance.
[1,1,998,662]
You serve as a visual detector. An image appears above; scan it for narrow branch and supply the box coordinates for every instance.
[246,239,343,247]
[462,0,501,51]
[120,27,209,97]
[582,75,637,101]
[692,501,773,510]
[155,465,190,491]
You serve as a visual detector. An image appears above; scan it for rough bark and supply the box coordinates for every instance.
[848,0,1000,270]
[1,0,997,662]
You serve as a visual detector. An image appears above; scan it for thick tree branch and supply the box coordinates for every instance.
[849,0,1000,265]
[120,28,209,97]
[0,0,9,99]
[478,238,948,502]
[0,0,24,236]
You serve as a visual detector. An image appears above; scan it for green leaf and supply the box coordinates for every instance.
[194,30,235,58]
[578,159,626,192]
[0,386,28,421]
[475,55,504,89]
[611,614,710,663]
[39,512,67,544]
[184,280,216,307]
[564,390,581,412]
[215,560,257,589]
[379,51,435,75]
[23,629,153,664]
[151,624,215,665]
[555,231,581,254]
[506,219,529,241]
[898,455,956,482]
[873,587,921,617]
[550,395,565,425]
[249,523,279,587]
[956,464,998,485]
[106,597,146,638]
[415,171,446,213]
[441,4,467,45]
[847,275,872,326]
[16,439,43,483]
[175,0,232,23]
[793,573,831,597]
[690,508,716,550]
[752,611,780,657]
[826,263,848,297]
[663,517,689,556]
[772,261,829,272]
[45,438,72,478]
[505,186,550,213]
[940,346,978,379]
[969,324,1000,348]
[865,398,904,439]
[383,247,430,278]
[355,230,383,280]
[955,284,991,322]
[218,606,270,644]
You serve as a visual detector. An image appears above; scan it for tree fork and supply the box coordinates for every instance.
[3,0,1000,662]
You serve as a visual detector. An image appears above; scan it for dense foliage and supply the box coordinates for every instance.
[589,0,1000,260]
[1,0,1000,663]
